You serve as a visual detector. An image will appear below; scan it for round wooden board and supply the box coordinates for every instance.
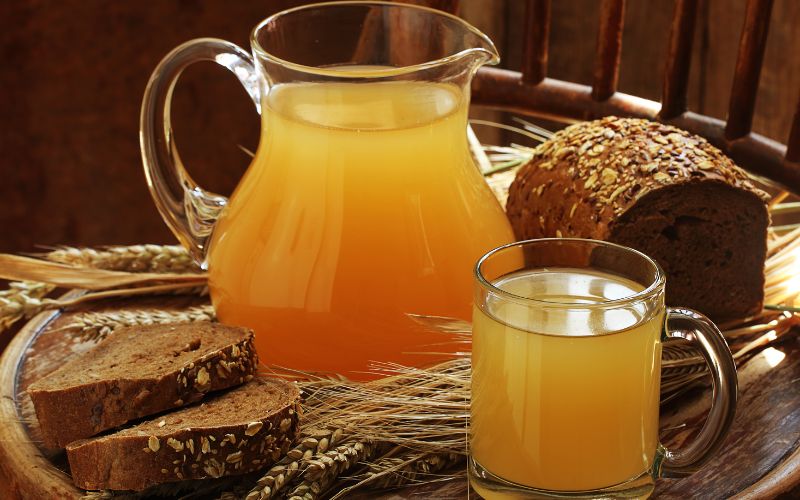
[1,296,799,499]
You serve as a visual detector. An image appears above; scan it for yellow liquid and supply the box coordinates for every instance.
[471,268,663,492]
[207,80,514,378]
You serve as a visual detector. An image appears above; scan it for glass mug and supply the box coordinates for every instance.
[470,239,737,499]
[141,2,515,378]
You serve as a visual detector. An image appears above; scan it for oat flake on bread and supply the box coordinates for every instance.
[506,116,769,321]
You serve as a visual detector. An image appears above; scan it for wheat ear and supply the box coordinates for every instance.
[286,441,376,500]
[0,282,55,333]
[42,244,198,273]
[62,305,216,342]
[244,428,345,500]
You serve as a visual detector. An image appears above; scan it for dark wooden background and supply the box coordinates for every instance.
[1,0,798,253]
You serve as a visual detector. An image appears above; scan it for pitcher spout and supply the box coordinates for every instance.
[450,24,501,73]
[402,4,501,78]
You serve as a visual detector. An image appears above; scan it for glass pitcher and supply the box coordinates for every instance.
[141,1,515,378]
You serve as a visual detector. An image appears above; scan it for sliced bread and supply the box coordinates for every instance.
[66,377,301,491]
[29,322,258,448]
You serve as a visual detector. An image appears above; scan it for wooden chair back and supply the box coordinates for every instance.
[430,0,799,194]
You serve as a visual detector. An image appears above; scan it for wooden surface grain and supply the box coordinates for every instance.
[655,336,800,498]
[1,296,799,499]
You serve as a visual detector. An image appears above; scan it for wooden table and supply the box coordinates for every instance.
[1,296,798,499]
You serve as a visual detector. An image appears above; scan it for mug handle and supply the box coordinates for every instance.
[657,307,738,477]
[140,38,261,266]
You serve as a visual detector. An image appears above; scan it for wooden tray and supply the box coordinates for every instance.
[1,295,799,499]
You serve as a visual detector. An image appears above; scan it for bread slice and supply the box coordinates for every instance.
[66,377,300,491]
[28,322,258,448]
[506,117,769,321]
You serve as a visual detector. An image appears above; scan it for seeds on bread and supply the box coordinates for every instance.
[506,116,769,321]
[29,322,258,448]
[66,377,301,491]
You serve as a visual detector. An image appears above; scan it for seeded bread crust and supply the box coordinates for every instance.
[506,116,769,321]
[29,322,259,449]
[66,378,301,491]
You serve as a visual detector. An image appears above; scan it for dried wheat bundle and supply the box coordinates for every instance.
[299,360,470,456]
[0,245,208,334]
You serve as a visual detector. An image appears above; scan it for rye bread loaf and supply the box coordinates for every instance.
[28,322,258,448]
[506,116,769,321]
[66,376,301,491]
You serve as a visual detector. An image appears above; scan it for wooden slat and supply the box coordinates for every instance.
[788,92,800,162]
[592,0,626,101]
[660,0,699,119]
[725,0,775,140]
[472,67,800,193]
[521,0,551,84]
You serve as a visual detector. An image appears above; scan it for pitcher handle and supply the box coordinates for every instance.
[140,38,261,267]
[657,307,738,477]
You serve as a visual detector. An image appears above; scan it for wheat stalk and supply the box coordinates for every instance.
[0,253,206,290]
[61,305,216,342]
[301,359,470,456]
[341,450,462,491]
[42,244,198,273]
[1,281,209,336]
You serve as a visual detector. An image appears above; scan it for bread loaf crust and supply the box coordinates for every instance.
[66,379,301,491]
[506,117,769,320]
[29,323,259,449]
[507,117,766,239]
